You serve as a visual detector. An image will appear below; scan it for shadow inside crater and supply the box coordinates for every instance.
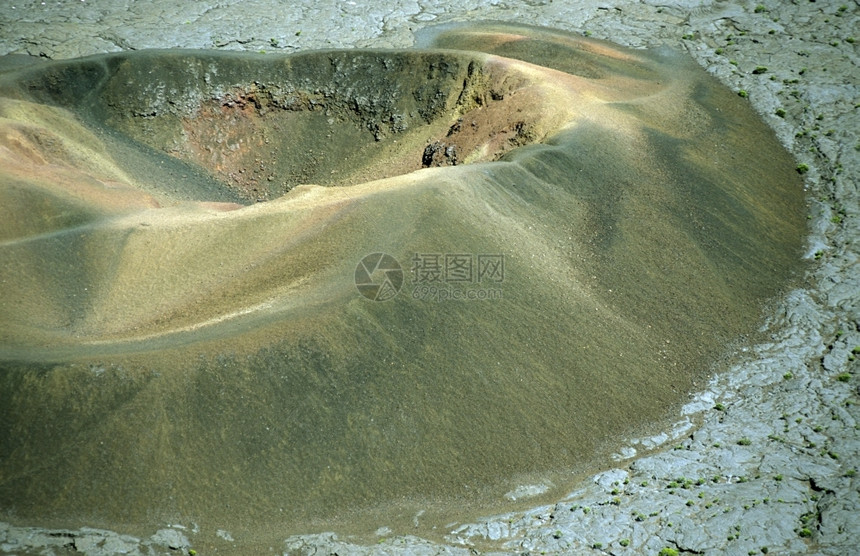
[17,47,557,204]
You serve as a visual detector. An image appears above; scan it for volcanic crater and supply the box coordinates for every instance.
[0,23,806,544]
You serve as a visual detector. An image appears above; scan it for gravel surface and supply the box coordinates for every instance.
[0,1,857,554]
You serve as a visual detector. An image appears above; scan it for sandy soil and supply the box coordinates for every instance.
[0,1,856,555]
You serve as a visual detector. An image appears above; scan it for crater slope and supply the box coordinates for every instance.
[0,23,806,541]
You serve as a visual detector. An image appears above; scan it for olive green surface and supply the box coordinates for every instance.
[0,23,805,540]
